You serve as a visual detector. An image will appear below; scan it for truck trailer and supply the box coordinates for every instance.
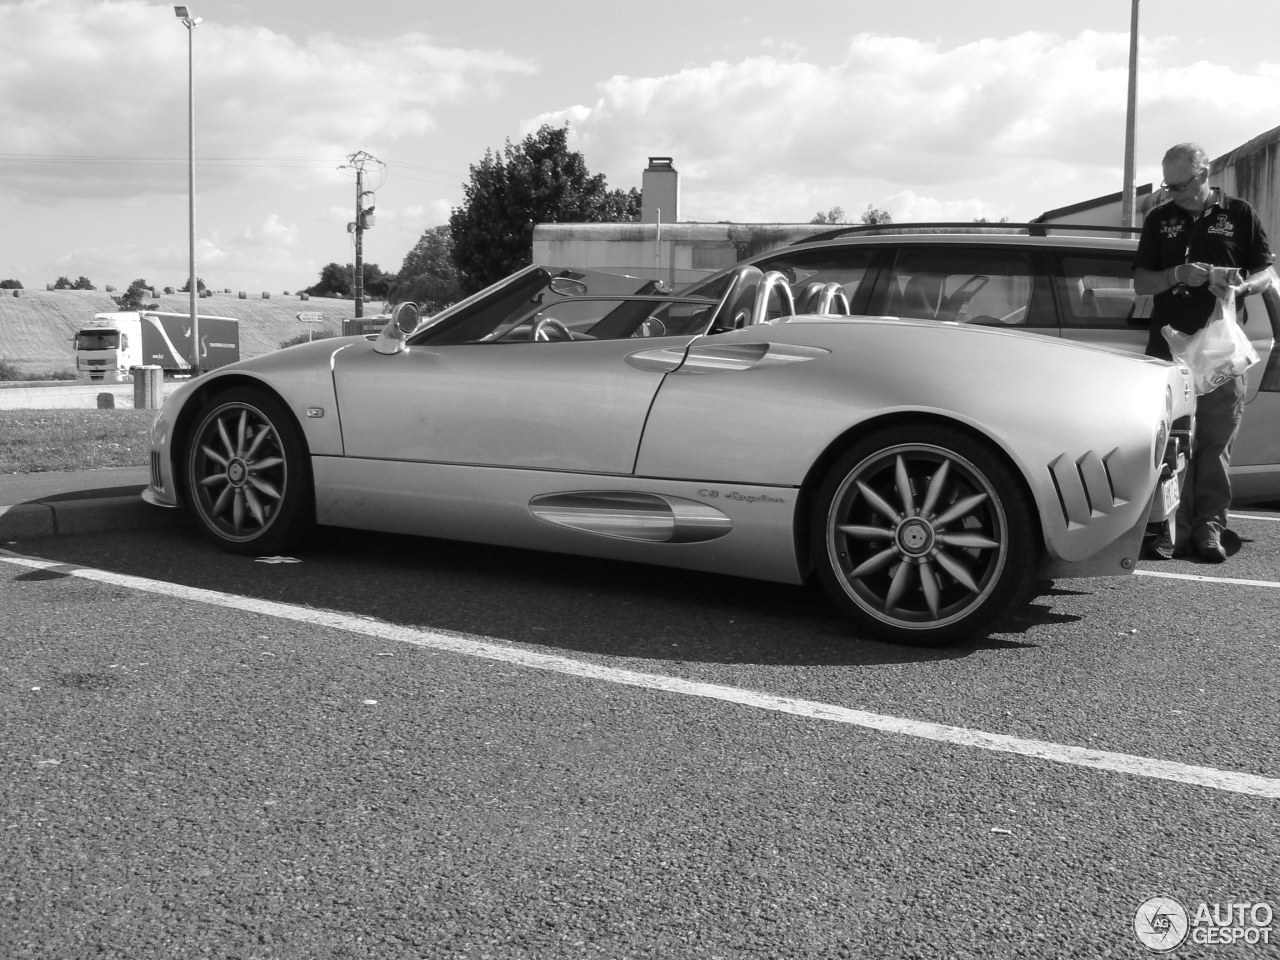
[74,312,240,381]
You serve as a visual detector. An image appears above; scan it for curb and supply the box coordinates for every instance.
[0,488,190,542]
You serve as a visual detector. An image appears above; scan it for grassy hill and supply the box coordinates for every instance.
[0,289,370,377]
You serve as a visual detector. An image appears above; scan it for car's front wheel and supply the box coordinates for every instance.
[184,387,314,555]
[812,426,1039,646]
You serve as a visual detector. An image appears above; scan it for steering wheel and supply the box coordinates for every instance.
[939,275,989,322]
[531,316,573,341]
[632,316,667,338]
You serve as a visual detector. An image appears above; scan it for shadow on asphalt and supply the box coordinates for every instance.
[17,522,1057,668]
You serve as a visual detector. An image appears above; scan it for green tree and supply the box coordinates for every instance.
[307,263,351,298]
[303,263,389,300]
[861,204,893,225]
[114,279,157,312]
[362,263,392,300]
[52,276,74,290]
[392,225,463,313]
[73,276,95,290]
[449,123,641,294]
[810,206,848,224]
[179,277,208,294]
[0,279,23,289]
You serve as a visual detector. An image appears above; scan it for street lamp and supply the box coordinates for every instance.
[175,5,202,372]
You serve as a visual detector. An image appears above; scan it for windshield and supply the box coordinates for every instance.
[75,332,119,350]
[409,266,708,345]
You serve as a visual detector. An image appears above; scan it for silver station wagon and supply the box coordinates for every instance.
[682,223,1279,504]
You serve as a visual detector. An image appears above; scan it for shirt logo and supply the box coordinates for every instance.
[1160,220,1186,239]
[1207,214,1236,239]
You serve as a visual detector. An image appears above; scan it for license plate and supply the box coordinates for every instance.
[1157,476,1180,520]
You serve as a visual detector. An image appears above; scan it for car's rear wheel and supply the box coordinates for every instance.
[184,387,313,555]
[812,425,1039,646]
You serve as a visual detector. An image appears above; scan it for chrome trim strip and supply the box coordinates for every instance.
[529,491,733,543]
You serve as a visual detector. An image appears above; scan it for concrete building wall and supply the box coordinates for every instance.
[531,222,823,287]
[1213,125,1280,248]
[1034,126,1280,242]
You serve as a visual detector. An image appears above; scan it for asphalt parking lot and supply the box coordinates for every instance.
[2,501,1278,959]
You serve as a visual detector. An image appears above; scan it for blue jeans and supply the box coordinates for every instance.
[1176,375,1246,546]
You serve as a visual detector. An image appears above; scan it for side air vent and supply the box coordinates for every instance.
[529,492,732,543]
[1048,449,1126,529]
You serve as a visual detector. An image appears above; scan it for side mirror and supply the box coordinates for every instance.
[373,302,421,355]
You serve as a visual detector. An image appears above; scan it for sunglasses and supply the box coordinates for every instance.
[1161,171,1205,193]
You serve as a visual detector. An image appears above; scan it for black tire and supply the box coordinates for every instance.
[184,387,314,555]
[811,425,1039,646]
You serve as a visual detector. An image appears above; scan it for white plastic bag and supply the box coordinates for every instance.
[1162,292,1259,395]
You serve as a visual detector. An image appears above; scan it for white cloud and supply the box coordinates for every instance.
[0,0,537,204]
[541,30,1280,222]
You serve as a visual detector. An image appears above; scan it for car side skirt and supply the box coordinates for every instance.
[311,456,807,584]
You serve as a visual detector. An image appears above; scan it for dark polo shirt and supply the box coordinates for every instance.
[1133,189,1274,359]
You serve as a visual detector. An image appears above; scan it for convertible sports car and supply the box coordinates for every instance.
[144,264,1194,645]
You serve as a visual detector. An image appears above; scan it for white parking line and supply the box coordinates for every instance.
[1136,569,1280,588]
[1232,512,1280,522]
[4,553,1279,800]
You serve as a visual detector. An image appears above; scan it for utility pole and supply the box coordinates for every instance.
[1121,0,1140,230]
[339,151,380,322]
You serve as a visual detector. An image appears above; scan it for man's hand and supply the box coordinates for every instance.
[1175,262,1211,287]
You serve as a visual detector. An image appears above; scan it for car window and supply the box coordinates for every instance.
[681,247,878,313]
[1057,254,1152,329]
[750,248,878,312]
[881,247,1050,328]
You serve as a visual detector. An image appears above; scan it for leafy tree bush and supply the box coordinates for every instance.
[302,263,390,299]
[0,279,23,289]
[449,124,641,295]
[279,329,339,349]
[178,277,208,293]
[113,279,158,312]
[391,225,463,313]
[861,204,892,225]
[810,206,848,224]
[53,276,96,290]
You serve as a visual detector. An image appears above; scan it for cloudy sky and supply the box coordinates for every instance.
[2,0,1278,295]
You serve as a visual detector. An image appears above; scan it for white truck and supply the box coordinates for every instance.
[73,311,240,381]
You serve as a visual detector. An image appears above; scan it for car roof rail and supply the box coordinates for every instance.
[792,221,1145,244]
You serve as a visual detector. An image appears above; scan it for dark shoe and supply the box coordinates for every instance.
[1144,534,1175,561]
[1195,536,1227,563]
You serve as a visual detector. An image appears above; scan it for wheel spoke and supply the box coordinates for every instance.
[215,418,235,460]
[938,531,999,550]
[250,455,284,472]
[199,443,228,468]
[918,561,942,617]
[919,459,951,518]
[232,489,246,533]
[244,426,272,460]
[243,486,268,527]
[836,523,894,541]
[211,484,233,519]
[248,475,282,502]
[849,547,899,578]
[894,455,916,516]
[933,549,980,593]
[883,560,915,610]
[235,410,249,456]
[933,491,989,528]
[855,480,901,525]
[199,473,229,489]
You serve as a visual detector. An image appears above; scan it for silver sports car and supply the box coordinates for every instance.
[144,264,1194,645]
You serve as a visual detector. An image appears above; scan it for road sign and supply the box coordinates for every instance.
[296,312,324,323]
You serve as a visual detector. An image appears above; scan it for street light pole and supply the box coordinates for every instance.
[1121,0,1140,230]
[175,6,202,373]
